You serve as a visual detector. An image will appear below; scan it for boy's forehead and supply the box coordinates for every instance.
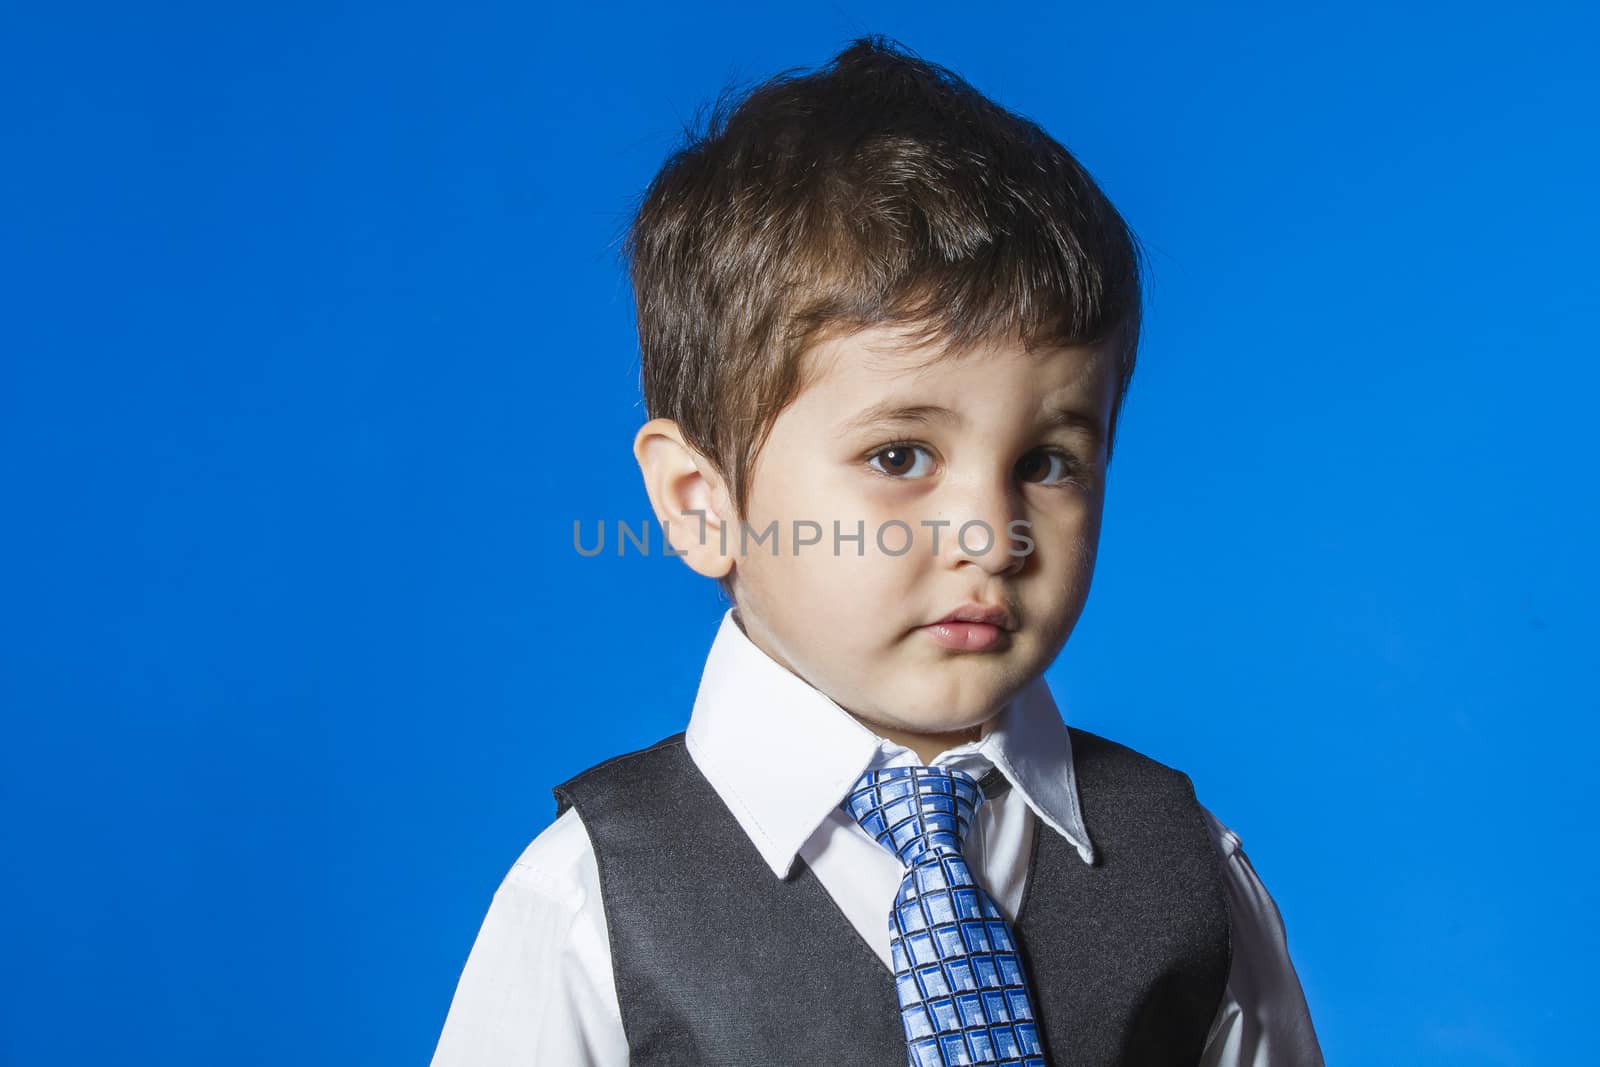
[804,323,1114,403]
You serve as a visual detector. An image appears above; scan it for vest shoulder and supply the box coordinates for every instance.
[1065,725,1199,794]
[551,731,688,818]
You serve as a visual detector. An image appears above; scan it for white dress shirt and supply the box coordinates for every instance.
[431,608,1324,1065]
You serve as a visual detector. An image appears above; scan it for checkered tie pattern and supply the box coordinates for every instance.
[841,764,1050,1067]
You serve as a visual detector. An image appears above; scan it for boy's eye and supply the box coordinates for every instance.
[867,444,936,479]
[868,445,1084,484]
[1016,449,1080,485]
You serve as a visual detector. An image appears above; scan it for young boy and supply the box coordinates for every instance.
[432,36,1322,1067]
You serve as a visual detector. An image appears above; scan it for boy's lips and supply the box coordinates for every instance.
[930,602,1017,631]
[919,619,1012,652]
[918,602,1018,652]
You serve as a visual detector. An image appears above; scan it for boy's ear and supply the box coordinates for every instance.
[632,418,737,579]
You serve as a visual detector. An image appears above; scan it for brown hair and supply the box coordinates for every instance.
[625,34,1144,532]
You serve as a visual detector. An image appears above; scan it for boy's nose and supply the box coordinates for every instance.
[936,481,1027,576]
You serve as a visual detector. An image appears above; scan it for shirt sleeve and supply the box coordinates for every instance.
[429,809,629,1067]
[1197,805,1325,1067]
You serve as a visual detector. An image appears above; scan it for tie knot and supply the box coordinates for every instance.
[841,764,984,869]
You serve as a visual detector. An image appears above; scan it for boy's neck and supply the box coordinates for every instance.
[849,716,987,766]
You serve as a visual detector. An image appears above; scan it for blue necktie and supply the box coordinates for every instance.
[841,764,1050,1067]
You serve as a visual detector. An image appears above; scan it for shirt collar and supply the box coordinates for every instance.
[684,607,1097,879]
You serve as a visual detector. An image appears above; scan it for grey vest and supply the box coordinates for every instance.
[552,727,1231,1066]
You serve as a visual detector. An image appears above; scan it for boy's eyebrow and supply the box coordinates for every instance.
[1040,406,1106,445]
[838,402,962,434]
[840,400,1104,444]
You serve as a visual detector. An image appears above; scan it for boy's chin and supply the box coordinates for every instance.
[882,695,996,721]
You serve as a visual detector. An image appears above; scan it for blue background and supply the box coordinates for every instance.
[4,3,1596,1064]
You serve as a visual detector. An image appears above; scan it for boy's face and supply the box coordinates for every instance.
[727,324,1117,759]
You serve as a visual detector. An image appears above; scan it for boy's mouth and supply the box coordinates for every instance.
[919,602,1018,652]
[918,619,1012,652]
[931,602,1017,631]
